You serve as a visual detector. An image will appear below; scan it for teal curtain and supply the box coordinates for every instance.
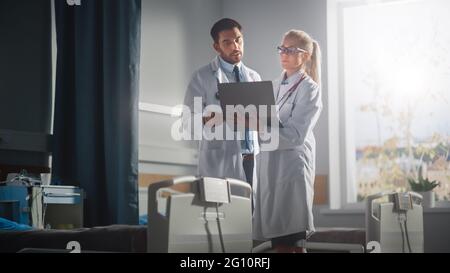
[52,0,141,226]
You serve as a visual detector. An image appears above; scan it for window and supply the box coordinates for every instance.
[330,0,450,207]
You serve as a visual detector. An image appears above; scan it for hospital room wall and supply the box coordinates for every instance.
[138,0,220,178]
[138,0,222,214]
[0,0,52,168]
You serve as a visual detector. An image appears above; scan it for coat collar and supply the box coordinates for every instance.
[210,56,255,83]
[211,56,228,83]
[274,70,304,103]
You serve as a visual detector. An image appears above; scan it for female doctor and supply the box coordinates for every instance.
[253,30,323,253]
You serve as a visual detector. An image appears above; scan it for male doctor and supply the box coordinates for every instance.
[183,18,261,185]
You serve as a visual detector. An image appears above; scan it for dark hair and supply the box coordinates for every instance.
[210,18,242,43]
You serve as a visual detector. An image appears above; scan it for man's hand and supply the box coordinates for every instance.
[202,113,214,125]
[203,112,223,127]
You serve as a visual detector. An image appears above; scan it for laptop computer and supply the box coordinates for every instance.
[217,81,276,127]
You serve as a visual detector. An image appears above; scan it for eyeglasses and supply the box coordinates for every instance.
[277,46,307,55]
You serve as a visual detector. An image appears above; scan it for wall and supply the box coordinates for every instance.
[140,0,221,106]
[0,0,52,167]
[138,0,222,176]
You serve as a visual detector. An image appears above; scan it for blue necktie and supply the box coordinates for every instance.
[234,66,252,153]
[233,65,241,83]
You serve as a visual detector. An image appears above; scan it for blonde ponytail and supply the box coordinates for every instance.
[307,40,321,85]
[283,30,322,86]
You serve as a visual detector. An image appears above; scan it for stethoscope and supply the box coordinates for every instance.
[277,73,306,110]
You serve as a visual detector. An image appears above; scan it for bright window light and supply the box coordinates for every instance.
[342,0,450,202]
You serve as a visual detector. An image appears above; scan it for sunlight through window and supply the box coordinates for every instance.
[342,0,450,202]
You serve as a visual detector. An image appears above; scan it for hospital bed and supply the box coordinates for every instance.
[147,176,253,253]
[366,191,424,253]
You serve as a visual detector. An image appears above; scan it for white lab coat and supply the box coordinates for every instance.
[183,56,261,181]
[253,71,323,240]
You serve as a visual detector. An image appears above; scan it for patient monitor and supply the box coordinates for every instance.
[366,192,424,253]
[147,176,252,253]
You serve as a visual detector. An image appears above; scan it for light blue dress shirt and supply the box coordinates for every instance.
[218,56,254,154]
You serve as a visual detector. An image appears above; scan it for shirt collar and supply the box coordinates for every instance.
[218,56,242,74]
